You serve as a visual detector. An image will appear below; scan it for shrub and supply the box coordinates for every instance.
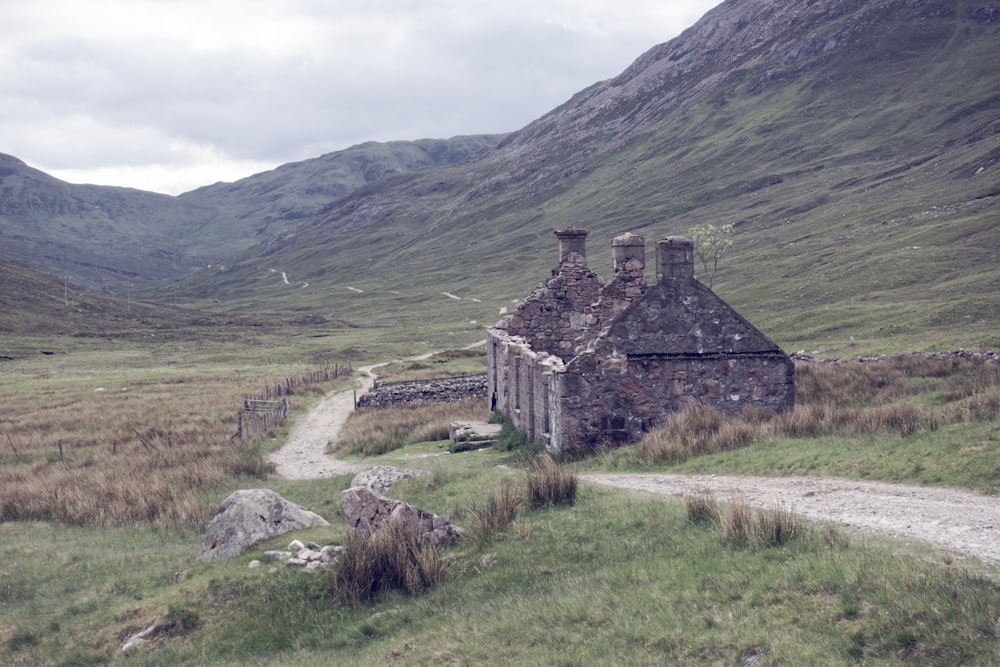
[491,414,543,461]
[525,456,577,510]
[330,521,450,609]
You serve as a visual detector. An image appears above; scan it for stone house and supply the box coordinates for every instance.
[487,229,794,455]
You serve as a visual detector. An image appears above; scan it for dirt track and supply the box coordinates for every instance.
[266,363,381,479]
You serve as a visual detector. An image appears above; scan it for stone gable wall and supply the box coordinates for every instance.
[497,254,607,361]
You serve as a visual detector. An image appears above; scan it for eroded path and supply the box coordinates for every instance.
[266,363,381,479]
[268,344,482,480]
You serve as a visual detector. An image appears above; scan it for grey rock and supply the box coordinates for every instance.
[351,465,430,494]
[200,489,330,562]
[341,485,465,548]
[320,545,343,562]
[298,548,319,562]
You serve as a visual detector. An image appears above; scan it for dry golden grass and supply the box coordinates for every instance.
[466,479,523,545]
[0,364,327,528]
[686,495,805,549]
[637,356,1000,465]
[330,519,451,609]
[337,398,487,456]
[525,455,578,510]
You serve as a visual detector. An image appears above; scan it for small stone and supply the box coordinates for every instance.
[320,545,343,562]
[306,541,320,550]
[286,558,308,567]
[298,548,319,562]
[305,561,323,571]
[263,550,293,560]
[248,560,261,569]
[287,539,305,553]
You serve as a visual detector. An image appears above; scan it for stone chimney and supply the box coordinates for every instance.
[656,236,694,282]
[611,232,645,284]
[554,228,589,265]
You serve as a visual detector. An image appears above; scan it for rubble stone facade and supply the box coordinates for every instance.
[487,229,794,455]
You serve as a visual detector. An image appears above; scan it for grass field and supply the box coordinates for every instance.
[1,342,999,665]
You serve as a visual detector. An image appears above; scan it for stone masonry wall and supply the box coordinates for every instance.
[496,253,607,361]
[487,331,563,447]
[488,231,795,455]
[557,349,794,451]
[357,374,487,409]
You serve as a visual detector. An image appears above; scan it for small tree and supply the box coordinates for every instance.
[687,223,734,289]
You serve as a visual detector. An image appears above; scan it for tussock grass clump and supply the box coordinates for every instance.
[687,495,805,549]
[330,520,450,609]
[338,399,486,456]
[636,404,755,464]
[467,480,523,545]
[684,494,720,526]
[525,455,577,510]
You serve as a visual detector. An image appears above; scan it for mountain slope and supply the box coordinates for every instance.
[0,135,504,293]
[174,0,999,353]
[175,135,504,254]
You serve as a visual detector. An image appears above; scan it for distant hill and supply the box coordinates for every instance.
[3,0,998,354]
[0,135,504,294]
[0,259,349,360]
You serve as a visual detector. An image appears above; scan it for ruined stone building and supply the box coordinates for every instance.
[487,229,794,455]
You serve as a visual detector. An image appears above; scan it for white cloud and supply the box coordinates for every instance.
[0,0,721,194]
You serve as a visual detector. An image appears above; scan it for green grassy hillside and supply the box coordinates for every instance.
[167,0,999,356]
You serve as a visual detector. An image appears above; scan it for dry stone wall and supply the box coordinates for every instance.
[357,374,487,409]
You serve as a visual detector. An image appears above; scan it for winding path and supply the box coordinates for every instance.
[268,345,479,480]
[266,362,381,479]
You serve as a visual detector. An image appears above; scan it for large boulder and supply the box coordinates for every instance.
[201,489,330,562]
[340,486,465,548]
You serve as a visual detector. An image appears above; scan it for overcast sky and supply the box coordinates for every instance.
[0,0,720,195]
